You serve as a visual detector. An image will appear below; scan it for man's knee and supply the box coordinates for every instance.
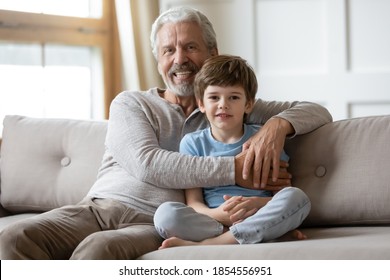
[0,223,19,243]
[71,232,118,259]
[0,220,49,259]
[71,226,161,260]
[0,224,20,258]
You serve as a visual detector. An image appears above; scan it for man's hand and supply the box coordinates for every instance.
[265,161,292,188]
[235,154,291,191]
[241,117,294,188]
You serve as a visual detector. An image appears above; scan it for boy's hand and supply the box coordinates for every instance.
[212,203,235,226]
[222,195,271,225]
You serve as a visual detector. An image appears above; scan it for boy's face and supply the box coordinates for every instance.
[198,85,254,142]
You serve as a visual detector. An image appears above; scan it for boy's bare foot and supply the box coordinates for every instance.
[159,237,198,249]
[158,230,306,250]
[276,229,307,242]
[293,229,307,240]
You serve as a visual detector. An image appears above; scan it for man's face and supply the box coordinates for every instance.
[156,22,217,97]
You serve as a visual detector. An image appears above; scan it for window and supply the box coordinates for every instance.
[0,0,119,136]
[0,0,102,18]
[0,43,103,120]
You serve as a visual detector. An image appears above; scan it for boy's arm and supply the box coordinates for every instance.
[185,188,232,226]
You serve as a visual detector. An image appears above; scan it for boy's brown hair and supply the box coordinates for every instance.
[194,54,258,103]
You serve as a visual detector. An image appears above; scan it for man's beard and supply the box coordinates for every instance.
[166,81,194,97]
[164,62,199,97]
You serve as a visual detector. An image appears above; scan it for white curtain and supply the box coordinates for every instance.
[115,0,163,91]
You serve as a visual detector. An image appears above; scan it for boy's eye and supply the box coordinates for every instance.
[208,96,219,100]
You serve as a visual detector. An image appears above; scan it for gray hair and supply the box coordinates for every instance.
[150,6,218,59]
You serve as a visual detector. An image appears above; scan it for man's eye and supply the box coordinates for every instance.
[187,45,197,51]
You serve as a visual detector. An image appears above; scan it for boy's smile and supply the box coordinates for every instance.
[215,113,232,119]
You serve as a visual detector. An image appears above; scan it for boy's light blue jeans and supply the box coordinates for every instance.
[154,187,311,244]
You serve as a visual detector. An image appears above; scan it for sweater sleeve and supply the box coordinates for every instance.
[247,99,333,136]
[105,91,235,190]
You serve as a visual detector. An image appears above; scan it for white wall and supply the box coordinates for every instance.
[159,0,390,121]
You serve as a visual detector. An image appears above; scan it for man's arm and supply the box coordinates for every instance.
[247,100,333,136]
[106,91,235,190]
[244,100,332,188]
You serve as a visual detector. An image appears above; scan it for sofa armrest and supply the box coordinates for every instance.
[0,154,8,218]
[0,157,10,218]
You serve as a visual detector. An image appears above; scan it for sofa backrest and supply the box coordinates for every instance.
[285,114,390,226]
[1,114,390,227]
[0,115,107,213]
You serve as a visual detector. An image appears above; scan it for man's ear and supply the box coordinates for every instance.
[197,99,206,113]
[157,63,162,75]
[210,48,219,56]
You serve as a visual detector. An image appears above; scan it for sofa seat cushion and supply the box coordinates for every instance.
[138,226,390,260]
[0,115,107,213]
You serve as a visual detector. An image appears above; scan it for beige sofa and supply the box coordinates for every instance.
[1,114,390,259]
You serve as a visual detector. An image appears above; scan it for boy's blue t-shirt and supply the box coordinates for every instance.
[179,124,289,208]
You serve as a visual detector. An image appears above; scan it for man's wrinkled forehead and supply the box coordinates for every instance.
[157,21,206,48]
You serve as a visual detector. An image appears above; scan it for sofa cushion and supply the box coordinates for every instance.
[1,114,389,226]
[0,115,107,213]
[285,115,390,226]
[138,226,390,259]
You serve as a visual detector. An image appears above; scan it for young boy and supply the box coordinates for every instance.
[154,55,311,248]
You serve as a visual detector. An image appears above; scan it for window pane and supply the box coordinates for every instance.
[0,65,45,117]
[45,44,91,67]
[0,43,42,65]
[0,0,102,18]
[43,65,91,117]
[0,42,104,136]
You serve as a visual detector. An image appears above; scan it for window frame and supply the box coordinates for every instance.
[0,0,120,118]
